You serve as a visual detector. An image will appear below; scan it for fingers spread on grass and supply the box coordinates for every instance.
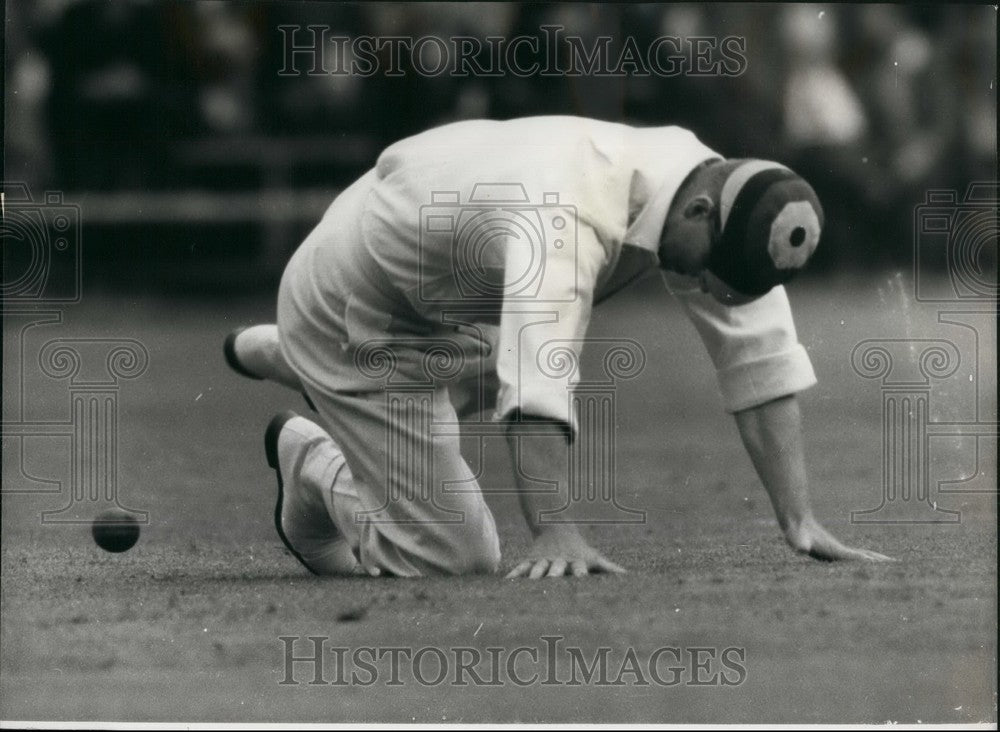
[509,555,627,578]
[861,549,898,562]
[594,556,627,574]
[805,544,897,563]
[506,561,533,579]
[546,558,568,577]
[528,559,551,580]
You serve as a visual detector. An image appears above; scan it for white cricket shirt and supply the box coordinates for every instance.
[356,116,816,435]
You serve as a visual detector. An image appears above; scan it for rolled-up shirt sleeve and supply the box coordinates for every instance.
[662,272,817,412]
[493,224,607,440]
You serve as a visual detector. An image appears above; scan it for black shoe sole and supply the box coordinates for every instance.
[224,327,264,380]
[265,411,320,576]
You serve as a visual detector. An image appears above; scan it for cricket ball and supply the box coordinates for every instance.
[91,510,141,553]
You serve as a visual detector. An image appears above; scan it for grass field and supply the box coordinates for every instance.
[2,272,996,724]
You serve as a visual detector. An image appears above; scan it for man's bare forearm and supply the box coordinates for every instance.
[733,394,895,562]
[733,394,813,538]
[504,417,576,537]
[503,415,626,577]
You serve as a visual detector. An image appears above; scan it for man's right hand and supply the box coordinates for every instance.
[506,526,626,579]
[504,417,626,578]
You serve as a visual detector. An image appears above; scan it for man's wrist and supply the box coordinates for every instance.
[781,512,817,543]
[532,523,584,540]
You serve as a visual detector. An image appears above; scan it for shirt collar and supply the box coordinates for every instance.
[624,155,721,254]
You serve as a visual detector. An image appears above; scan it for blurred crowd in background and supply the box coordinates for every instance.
[5,1,997,273]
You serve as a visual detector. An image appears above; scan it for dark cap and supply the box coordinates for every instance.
[708,160,824,297]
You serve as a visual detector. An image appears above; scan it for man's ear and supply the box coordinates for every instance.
[683,194,715,221]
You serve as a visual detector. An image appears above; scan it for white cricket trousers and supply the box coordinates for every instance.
[275,170,502,577]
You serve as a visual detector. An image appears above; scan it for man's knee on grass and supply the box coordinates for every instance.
[450,536,501,576]
[365,519,501,577]
[426,524,501,577]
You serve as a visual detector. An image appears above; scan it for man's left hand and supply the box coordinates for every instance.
[785,516,896,562]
